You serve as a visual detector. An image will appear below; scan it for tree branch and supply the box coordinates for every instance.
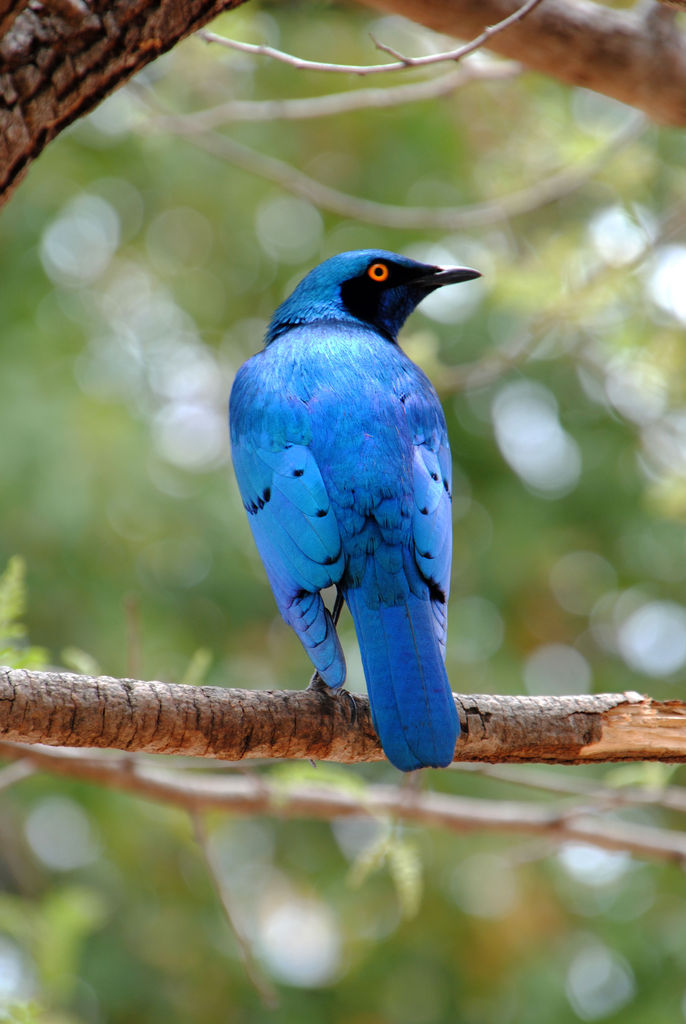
[358,0,686,126]
[2,740,686,864]
[456,762,686,815]
[2,666,686,765]
[200,0,546,77]
[0,0,247,207]
[154,111,644,231]
[146,60,519,127]
[2,0,686,212]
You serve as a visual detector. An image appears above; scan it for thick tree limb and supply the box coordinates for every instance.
[359,0,686,126]
[0,0,247,206]
[2,666,686,765]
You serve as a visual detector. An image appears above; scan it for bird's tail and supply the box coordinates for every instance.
[344,589,459,771]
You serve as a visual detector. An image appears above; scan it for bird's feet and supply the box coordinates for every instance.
[307,671,358,725]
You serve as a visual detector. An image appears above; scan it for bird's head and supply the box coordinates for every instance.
[265,249,481,345]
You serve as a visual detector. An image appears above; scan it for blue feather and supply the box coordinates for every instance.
[229,250,480,770]
[345,589,458,770]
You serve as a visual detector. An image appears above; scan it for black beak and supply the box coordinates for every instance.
[414,264,482,288]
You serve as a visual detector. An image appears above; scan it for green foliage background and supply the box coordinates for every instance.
[2,3,686,1022]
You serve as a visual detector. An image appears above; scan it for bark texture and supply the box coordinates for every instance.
[0,0,247,204]
[2,666,685,764]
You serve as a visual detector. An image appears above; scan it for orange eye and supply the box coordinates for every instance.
[367,262,390,283]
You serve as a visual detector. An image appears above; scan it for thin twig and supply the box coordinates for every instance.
[199,0,547,77]
[454,762,686,815]
[191,810,279,1010]
[371,0,548,68]
[145,61,518,128]
[199,30,403,75]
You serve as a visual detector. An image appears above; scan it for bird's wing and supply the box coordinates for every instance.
[231,434,346,685]
[407,407,453,659]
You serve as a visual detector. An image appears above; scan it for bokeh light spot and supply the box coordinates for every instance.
[257,896,342,987]
[40,194,120,287]
[648,245,686,324]
[523,643,592,695]
[566,942,635,1020]
[558,844,632,887]
[492,380,581,497]
[25,797,101,871]
[450,854,518,919]
[256,197,323,265]
[617,599,686,677]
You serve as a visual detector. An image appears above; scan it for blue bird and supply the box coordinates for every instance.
[229,250,481,771]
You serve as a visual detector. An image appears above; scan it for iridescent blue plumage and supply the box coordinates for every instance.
[229,249,480,770]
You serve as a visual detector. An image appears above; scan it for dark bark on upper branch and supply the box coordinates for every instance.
[2,666,686,765]
[0,0,247,205]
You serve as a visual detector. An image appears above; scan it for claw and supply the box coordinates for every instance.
[344,690,357,726]
[307,671,357,725]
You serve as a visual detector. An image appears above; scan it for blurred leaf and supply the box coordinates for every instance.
[35,888,107,1003]
[60,647,102,677]
[0,556,25,643]
[387,838,423,919]
[0,888,106,1007]
[0,893,37,948]
[603,762,680,789]
[179,647,212,686]
[349,827,423,919]
[0,1003,43,1024]
[347,827,393,888]
[268,761,369,799]
[0,557,48,670]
